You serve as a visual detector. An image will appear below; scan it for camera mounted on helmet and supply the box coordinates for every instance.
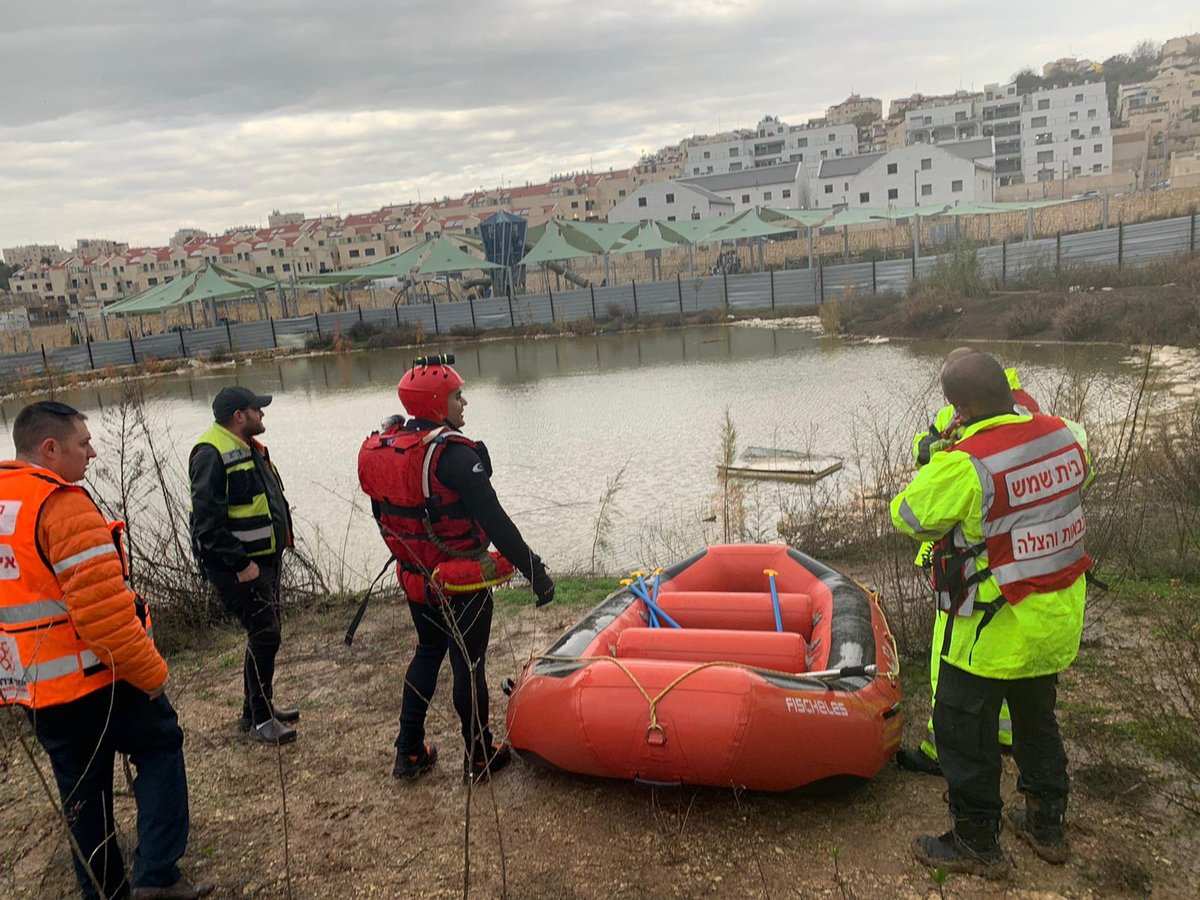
[397,352,465,422]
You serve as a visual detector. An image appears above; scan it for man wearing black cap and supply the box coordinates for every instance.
[189,386,297,744]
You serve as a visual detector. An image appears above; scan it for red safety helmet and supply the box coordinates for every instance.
[398,358,465,422]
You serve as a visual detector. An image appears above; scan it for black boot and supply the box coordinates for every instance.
[895,746,943,776]
[464,741,512,784]
[393,742,438,780]
[1007,795,1069,864]
[912,818,1012,879]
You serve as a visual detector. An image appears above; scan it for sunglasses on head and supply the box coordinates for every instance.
[34,400,80,417]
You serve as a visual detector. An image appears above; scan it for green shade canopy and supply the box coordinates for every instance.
[558,220,640,252]
[823,205,946,227]
[762,208,835,228]
[415,236,502,275]
[935,199,1082,216]
[610,222,682,254]
[709,209,801,240]
[102,264,276,316]
[656,216,730,245]
[300,242,432,285]
[519,222,602,265]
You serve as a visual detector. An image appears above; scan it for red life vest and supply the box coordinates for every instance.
[357,424,487,602]
[1013,388,1040,415]
[954,414,1091,605]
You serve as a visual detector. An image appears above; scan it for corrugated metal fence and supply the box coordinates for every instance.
[4,212,1197,379]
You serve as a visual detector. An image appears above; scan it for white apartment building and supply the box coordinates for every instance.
[678,164,806,213]
[685,116,858,180]
[904,81,1111,186]
[813,138,995,209]
[1022,83,1112,182]
[607,181,734,224]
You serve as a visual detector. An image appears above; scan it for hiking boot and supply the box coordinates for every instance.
[393,743,438,780]
[912,819,1012,880]
[249,717,297,745]
[895,746,943,777]
[464,743,512,784]
[239,704,300,732]
[1007,796,1069,864]
[131,877,215,899]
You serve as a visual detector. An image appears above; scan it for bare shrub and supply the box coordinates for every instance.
[1053,294,1113,341]
[896,293,947,331]
[1003,298,1054,338]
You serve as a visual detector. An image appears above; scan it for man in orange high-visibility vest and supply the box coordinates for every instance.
[1,401,212,900]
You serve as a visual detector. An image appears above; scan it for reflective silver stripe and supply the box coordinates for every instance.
[896,498,939,538]
[230,525,273,544]
[0,599,68,624]
[24,654,80,683]
[52,543,118,574]
[992,543,1087,585]
[79,649,102,669]
[421,441,439,503]
[983,493,1083,539]
[968,456,995,519]
[974,427,1076,473]
[221,448,251,465]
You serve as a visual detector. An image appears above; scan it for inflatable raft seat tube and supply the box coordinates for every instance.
[764,568,784,633]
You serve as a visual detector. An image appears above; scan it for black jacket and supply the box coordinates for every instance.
[189,440,291,573]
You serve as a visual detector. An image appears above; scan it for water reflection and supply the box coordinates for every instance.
[0,325,1135,586]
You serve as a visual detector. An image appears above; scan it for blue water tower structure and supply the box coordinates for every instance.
[479,211,527,296]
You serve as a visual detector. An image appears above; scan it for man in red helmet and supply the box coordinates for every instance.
[359,355,555,784]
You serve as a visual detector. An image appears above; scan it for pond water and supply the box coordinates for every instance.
[0,323,1136,587]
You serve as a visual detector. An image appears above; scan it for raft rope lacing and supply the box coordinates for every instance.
[522,647,900,746]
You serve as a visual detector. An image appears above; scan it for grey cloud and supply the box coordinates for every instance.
[0,1,1193,247]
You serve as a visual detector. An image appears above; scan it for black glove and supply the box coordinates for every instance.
[532,570,556,607]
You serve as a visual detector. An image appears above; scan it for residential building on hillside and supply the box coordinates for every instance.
[825,94,882,126]
[1118,56,1200,154]
[1161,33,1200,70]
[888,91,982,121]
[607,181,734,224]
[2,243,69,268]
[679,164,805,213]
[1042,57,1101,80]
[1170,148,1200,187]
[812,138,995,209]
[684,116,858,180]
[903,80,1111,186]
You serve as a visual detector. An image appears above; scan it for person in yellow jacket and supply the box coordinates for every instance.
[892,352,1089,878]
[1,401,212,900]
[897,355,1038,775]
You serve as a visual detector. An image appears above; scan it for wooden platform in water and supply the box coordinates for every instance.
[718,447,843,484]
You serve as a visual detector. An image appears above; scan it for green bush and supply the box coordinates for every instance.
[911,244,990,300]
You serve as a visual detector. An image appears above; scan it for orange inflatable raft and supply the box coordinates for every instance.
[504,544,902,791]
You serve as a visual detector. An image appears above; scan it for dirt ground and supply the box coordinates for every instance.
[2,581,1198,900]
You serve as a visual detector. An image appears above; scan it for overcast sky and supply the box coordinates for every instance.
[1,1,1195,253]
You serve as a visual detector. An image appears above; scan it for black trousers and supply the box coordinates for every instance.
[27,683,190,900]
[397,588,494,759]
[206,556,283,725]
[933,662,1069,823]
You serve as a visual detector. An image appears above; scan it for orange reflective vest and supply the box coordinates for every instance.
[0,466,127,707]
